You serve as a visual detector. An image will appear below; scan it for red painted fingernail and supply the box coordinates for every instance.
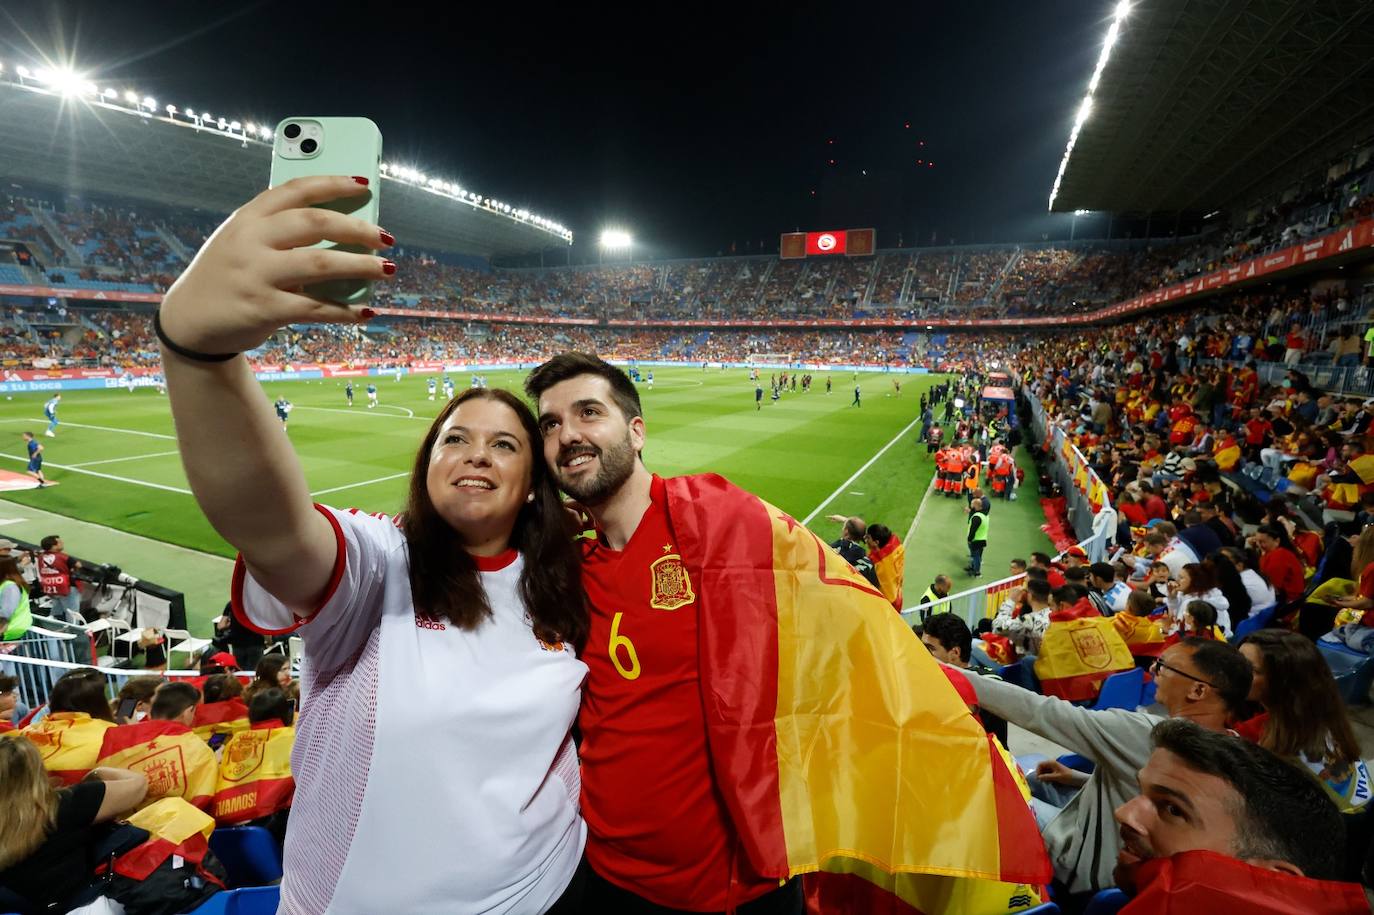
[381,259,397,276]
[360,307,377,319]
[379,229,395,246]
[352,176,370,186]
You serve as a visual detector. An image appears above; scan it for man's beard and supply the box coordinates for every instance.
[555,431,637,506]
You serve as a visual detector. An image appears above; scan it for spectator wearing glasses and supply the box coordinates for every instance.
[954,638,1252,896]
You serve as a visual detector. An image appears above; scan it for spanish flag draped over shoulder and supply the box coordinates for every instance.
[191,698,249,742]
[868,534,905,611]
[1122,850,1369,914]
[663,475,1051,907]
[98,719,218,811]
[19,712,114,785]
[212,721,296,825]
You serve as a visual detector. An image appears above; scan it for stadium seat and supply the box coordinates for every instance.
[186,886,281,915]
[1230,603,1277,643]
[1317,640,1374,705]
[1083,887,1130,914]
[1058,753,1095,774]
[1092,668,1144,711]
[1140,678,1157,708]
[208,825,283,888]
[1021,903,1060,914]
[998,658,1040,692]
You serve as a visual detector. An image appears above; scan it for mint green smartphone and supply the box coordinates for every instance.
[268,117,382,305]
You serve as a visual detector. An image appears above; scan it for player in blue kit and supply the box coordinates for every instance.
[755,383,764,410]
[367,382,378,408]
[427,377,437,401]
[443,375,455,400]
[22,432,47,487]
[345,381,354,406]
[43,394,60,437]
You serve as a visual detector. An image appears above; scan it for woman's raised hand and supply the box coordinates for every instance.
[158,176,395,355]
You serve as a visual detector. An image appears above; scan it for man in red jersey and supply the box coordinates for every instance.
[528,353,795,913]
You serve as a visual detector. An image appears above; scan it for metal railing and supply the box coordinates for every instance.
[900,386,1114,629]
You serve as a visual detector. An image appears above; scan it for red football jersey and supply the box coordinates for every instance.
[578,476,776,909]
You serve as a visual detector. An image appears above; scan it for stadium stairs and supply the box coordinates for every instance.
[27,207,84,266]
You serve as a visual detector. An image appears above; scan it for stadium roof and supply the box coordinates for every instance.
[0,79,571,258]
[1049,0,1374,214]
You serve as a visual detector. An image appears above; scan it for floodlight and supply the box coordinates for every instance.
[599,229,633,250]
[124,90,138,104]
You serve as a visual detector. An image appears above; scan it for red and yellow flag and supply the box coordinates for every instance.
[19,712,114,785]
[868,535,906,611]
[1123,850,1368,914]
[1034,617,1135,701]
[191,698,249,742]
[105,797,222,885]
[212,721,296,825]
[663,475,1052,905]
[98,719,218,811]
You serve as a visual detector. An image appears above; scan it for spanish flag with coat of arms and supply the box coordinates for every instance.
[662,475,1052,912]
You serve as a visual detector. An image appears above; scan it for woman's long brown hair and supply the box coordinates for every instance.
[1241,628,1361,769]
[400,388,586,651]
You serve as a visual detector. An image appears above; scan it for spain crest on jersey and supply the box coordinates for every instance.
[650,552,695,610]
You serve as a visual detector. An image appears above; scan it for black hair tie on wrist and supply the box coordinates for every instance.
[153,310,239,363]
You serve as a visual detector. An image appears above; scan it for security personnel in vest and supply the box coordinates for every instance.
[965,498,991,579]
[0,539,33,641]
[915,574,953,623]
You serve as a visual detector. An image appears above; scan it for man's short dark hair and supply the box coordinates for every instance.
[524,352,642,422]
[1009,558,1028,571]
[1181,510,1203,527]
[843,517,867,541]
[1089,562,1116,584]
[1150,718,1344,880]
[151,682,200,720]
[1064,566,1090,583]
[1180,637,1252,714]
[923,612,973,664]
[248,687,294,727]
[1030,551,1052,566]
[1052,584,1086,606]
[40,535,59,552]
[1025,566,1048,582]
[0,675,15,694]
[1026,578,1053,602]
[867,524,893,548]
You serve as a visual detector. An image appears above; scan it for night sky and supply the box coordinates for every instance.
[0,0,1116,259]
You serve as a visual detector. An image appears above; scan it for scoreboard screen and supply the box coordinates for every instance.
[780,228,875,259]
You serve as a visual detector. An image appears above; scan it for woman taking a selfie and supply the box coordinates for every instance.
[158,176,588,914]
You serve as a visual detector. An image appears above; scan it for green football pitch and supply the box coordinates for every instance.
[0,367,1051,636]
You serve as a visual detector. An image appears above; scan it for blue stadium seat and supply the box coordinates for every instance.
[1140,678,1157,708]
[186,885,281,915]
[998,658,1040,692]
[1318,640,1374,705]
[1230,603,1276,643]
[1083,887,1130,914]
[208,825,283,887]
[1092,668,1144,711]
[1058,753,1095,774]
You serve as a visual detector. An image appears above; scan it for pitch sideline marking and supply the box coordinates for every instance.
[0,418,176,441]
[69,450,182,468]
[903,473,938,547]
[295,405,418,420]
[800,416,922,526]
[0,452,192,495]
[309,471,410,497]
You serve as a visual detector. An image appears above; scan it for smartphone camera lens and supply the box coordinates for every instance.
[284,123,302,140]
[300,138,318,154]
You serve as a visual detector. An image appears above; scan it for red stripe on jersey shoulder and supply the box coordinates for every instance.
[231,504,347,636]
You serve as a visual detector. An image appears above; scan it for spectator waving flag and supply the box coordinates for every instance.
[663,475,1051,904]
